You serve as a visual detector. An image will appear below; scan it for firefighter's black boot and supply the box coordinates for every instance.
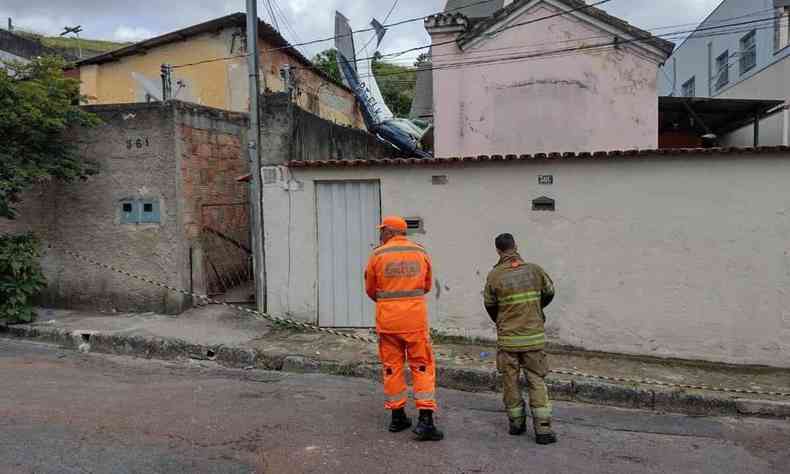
[413,410,444,441]
[509,416,527,435]
[533,417,557,445]
[388,408,412,433]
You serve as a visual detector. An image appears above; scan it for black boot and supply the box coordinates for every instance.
[509,416,527,436]
[389,408,412,433]
[533,417,557,445]
[413,410,444,441]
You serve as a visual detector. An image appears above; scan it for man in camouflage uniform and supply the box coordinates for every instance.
[483,233,557,444]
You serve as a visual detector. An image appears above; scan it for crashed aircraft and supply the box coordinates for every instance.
[335,11,433,157]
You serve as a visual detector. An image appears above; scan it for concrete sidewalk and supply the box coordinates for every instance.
[3,305,790,418]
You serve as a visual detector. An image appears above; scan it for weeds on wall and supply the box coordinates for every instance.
[0,233,45,324]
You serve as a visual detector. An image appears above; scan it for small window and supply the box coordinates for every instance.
[740,30,757,75]
[775,7,790,52]
[120,200,137,224]
[532,196,556,212]
[405,217,424,234]
[431,175,448,185]
[681,76,695,97]
[715,51,729,90]
[139,199,160,223]
[120,199,160,224]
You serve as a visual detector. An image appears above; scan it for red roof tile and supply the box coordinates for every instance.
[287,146,790,168]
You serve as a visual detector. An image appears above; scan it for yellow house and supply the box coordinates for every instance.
[76,13,362,127]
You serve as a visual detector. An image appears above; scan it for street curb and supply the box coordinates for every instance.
[2,324,786,419]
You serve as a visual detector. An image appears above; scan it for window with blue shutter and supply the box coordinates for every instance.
[139,199,160,223]
[120,200,137,224]
[120,199,161,224]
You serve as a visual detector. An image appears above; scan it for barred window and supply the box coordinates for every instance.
[715,51,729,90]
[740,30,757,75]
[776,8,790,52]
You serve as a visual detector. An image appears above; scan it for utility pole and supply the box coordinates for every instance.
[246,0,267,312]
[160,64,173,101]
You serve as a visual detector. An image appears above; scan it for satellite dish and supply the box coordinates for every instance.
[131,72,163,102]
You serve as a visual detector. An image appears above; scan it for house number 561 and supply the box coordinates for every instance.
[127,137,150,149]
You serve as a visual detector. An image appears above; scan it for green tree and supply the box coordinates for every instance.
[312,48,417,118]
[0,56,99,219]
[312,48,342,85]
[0,56,98,323]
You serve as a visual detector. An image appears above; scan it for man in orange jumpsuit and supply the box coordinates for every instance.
[365,215,444,441]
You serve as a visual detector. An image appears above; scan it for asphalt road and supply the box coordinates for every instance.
[1,338,788,474]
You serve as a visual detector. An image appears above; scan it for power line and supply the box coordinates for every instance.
[271,0,304,47]
[263,0,280,32]
[373,6,778,66]
[366,0,613,63]
[344,14,784,82]
[359,0,401,54]
[171,0,499,69]
[390,12,783,68]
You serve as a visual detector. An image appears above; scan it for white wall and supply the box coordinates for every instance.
[263,152,790,367]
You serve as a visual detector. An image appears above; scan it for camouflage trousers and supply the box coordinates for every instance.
[496,350,552,420]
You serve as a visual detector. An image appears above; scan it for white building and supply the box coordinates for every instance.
[659,0,790,146]
[260,147,790,368]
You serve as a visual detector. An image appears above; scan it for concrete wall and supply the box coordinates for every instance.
[0,49,27,65]
[259,93,399,165]
[0,103,185,313]
[262,151,790,367]
[78,27,362,128]
[429,2,666,157]
[0,29,55,65]
[0,101,250,313]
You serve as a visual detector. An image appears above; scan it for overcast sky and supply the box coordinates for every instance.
[1,0,723,62]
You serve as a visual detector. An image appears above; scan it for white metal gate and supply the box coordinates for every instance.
[316,181,381,327]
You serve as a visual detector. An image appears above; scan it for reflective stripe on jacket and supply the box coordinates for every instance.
[365,236,432,334]
[484,253,554,351]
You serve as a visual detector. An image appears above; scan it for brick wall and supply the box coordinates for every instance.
[174,102,249,296]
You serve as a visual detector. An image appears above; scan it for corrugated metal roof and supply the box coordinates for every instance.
[287,146,790,168]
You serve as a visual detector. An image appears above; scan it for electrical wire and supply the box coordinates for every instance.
[360,6,778,66]
[171,0,500,69]
[170,2,783,92]
[271,0,304,48]
[338,13,785,81]
[263,0,280,32]
[358,0,401,55]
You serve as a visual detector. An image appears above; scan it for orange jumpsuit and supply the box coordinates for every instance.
[365,235,437,411]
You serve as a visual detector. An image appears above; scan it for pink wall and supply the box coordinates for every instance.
[431,4,663,157]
